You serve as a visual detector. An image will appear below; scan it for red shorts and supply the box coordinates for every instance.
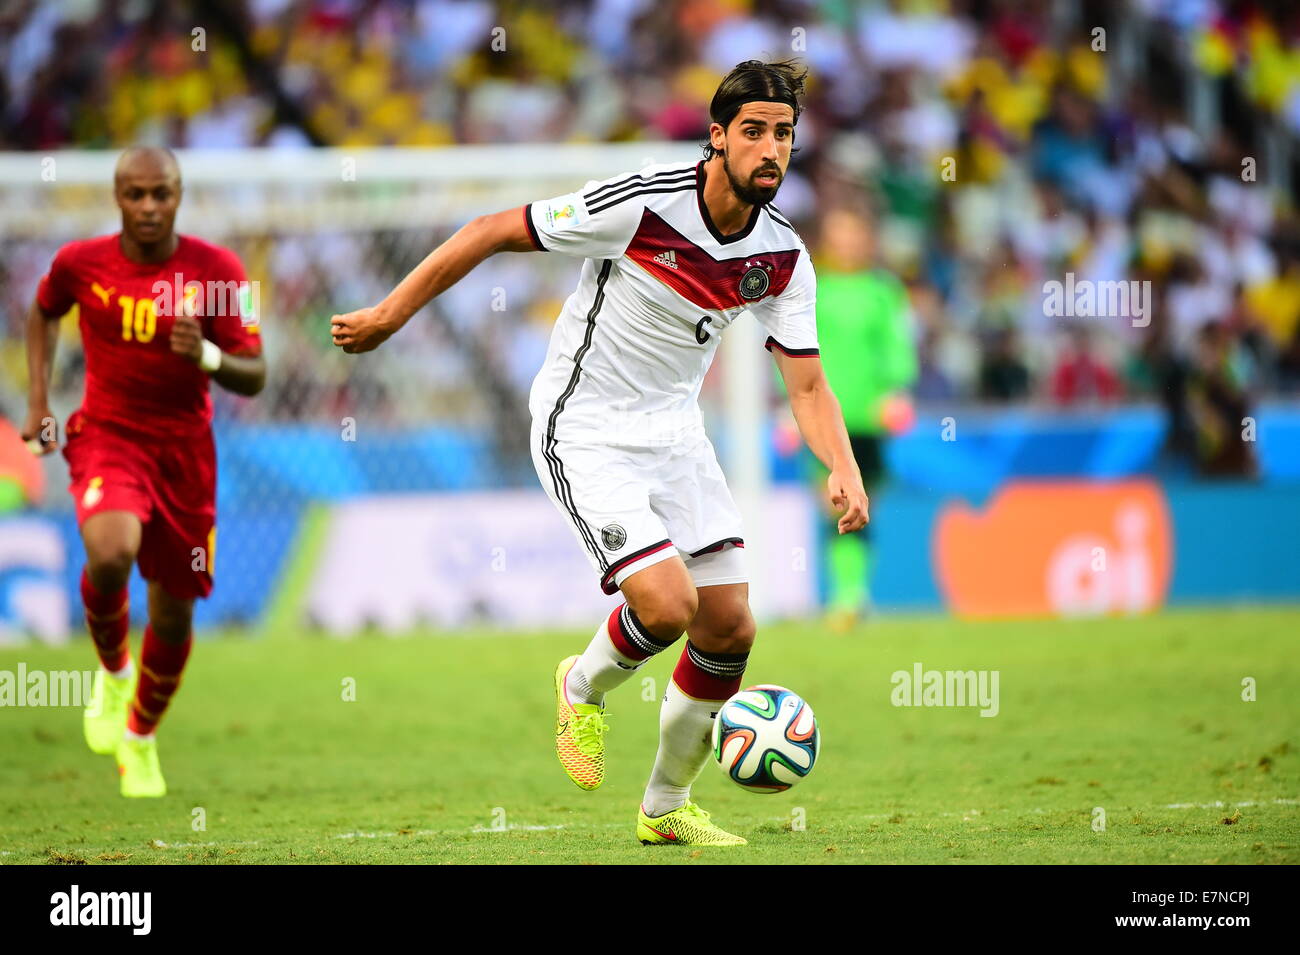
[63,409,217,600]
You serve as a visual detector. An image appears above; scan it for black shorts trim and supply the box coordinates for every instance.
[688,537,745,559]
[600,539,674,595]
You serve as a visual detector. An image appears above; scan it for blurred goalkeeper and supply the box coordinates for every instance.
[808,209,916,629]
[333,60,868,847]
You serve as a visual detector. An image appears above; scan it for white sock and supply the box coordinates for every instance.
[124,727,153,741]
[107,660,133,681]
[641,681,720,817]
[566,610,652,706]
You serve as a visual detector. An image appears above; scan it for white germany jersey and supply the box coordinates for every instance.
[524,158,819,449]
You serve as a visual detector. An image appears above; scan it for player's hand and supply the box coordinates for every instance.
[170,312,204,363]
[331,306,396,354]
[20,404,58,455]
[828,467,869,534]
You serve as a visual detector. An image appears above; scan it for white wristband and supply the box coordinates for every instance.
[199,339,223,373]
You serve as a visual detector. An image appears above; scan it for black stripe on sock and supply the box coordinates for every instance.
[623,605,676,653]
[686,641,750,677]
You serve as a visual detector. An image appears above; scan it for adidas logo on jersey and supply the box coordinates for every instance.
[653,249,679,270]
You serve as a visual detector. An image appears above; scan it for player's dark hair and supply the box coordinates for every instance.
[702,59,808,159]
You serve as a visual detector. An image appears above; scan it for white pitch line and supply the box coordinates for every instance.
[153,797,1300,847]
[349,796,1300,839]
[844,798,1300,823]
[1161,798,1300,810]
[12,796,1298,860]
[469,823,567,833]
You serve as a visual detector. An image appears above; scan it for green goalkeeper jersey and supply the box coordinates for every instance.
[814,269,917,435]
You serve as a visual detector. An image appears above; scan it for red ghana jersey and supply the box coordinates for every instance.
[36,233,262,439]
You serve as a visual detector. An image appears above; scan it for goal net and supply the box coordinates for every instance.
[0,144,808,636]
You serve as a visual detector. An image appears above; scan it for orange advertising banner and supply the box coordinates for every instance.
[933,480,1173,618]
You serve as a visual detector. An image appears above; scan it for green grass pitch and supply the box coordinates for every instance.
[2,607,1297,864]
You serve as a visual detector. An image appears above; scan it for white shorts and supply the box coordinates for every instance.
[531,424,748,594]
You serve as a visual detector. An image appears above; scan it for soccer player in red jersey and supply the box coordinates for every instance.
[21,147,266,797]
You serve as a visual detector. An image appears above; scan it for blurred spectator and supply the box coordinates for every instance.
[914,328,958,402]
[1245,242,1300,392]
[1183,321,1258,477]
[979,328,1031,401]
[1049,325,1122,405]
[2,0,1300,426]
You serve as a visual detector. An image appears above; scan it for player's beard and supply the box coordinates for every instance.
[721,149,782,206]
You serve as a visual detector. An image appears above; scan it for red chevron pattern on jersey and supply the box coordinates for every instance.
[624,208,800,310]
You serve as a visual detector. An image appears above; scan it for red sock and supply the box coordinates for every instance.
[80,568,130,672]
[127,625,193,736]
[671,641,749,701]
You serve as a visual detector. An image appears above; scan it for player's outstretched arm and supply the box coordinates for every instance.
[331,206,536,354]
[774,350,869,534]
[21,297,61,454]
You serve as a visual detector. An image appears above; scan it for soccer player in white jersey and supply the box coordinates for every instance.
[332,60,868,847]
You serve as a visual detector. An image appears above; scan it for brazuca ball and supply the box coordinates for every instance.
[711,684,819,793]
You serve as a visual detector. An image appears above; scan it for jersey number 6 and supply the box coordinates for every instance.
[695,315,713,344]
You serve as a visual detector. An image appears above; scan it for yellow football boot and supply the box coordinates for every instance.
[554,655,608,790]
[637,800,747,846]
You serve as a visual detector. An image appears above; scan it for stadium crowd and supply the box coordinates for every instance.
[2,0,1298,478]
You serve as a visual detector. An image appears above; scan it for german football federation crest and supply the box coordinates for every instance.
[601,523,627,551]
[739,263,770,300]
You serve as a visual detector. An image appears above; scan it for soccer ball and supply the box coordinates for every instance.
[711,685,819,793]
